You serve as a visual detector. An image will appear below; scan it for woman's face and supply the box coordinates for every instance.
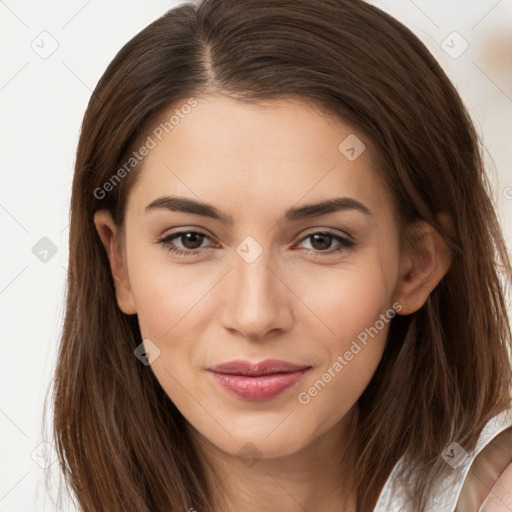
[102,94,406,459]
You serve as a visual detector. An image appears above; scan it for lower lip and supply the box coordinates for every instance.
[208,369,310,401]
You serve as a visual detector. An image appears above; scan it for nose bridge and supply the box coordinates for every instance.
[222,238,290,339]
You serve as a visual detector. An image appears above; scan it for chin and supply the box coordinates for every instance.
[208,427,312,461]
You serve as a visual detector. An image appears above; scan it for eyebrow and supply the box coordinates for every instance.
[144,195,373,224]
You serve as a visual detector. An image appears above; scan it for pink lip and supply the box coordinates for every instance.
[207,359,311,401]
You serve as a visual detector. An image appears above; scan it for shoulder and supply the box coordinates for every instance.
[479,460,512,511]
[456,426,512,511]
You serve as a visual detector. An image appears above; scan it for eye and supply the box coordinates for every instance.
[159,230,214,257]
[295,231,355,256]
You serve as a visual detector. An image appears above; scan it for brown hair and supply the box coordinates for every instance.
[46,0,512,510]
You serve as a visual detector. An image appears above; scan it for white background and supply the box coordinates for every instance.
[1,1,511,510]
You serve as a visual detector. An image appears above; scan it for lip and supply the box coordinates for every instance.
[207,359,312,401]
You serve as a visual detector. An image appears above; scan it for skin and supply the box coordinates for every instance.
[94,94,454,511]
[456,427,512,511]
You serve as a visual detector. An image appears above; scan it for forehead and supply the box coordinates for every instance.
[126,94,395,224]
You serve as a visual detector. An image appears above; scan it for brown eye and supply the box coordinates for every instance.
[309,233,333,251]
[179,232,206,250]
[159,231,213,257]
[297,231,355,255]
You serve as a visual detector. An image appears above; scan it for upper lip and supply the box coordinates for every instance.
[207,359,311,376]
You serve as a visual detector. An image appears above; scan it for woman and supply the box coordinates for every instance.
[48,0,512,510]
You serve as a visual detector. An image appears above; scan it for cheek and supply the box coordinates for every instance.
[296,258,392,345]
[127,241,219,342]
[294,257,394,409]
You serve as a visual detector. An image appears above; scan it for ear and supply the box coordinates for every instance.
[394,214,453,316]
[93,209,137,315]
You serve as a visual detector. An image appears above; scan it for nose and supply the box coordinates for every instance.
[220,247,293,341]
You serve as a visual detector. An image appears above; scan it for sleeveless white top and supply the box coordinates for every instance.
[374,404,512,511]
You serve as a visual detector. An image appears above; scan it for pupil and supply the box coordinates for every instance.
[311,234,331,250]
[183,233,203,249]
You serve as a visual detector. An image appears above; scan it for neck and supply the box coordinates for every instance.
[190,405,359,512]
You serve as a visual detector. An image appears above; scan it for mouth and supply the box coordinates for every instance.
[207,359,312,401]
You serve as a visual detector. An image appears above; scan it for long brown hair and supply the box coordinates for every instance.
[46,0,512,510]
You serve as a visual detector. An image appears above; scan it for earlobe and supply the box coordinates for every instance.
[93,209,137,315]
[394,218,453,316]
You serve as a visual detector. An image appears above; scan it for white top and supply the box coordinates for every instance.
[374,403,512,511]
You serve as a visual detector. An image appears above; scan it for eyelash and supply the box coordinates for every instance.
[158,230,355,258]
